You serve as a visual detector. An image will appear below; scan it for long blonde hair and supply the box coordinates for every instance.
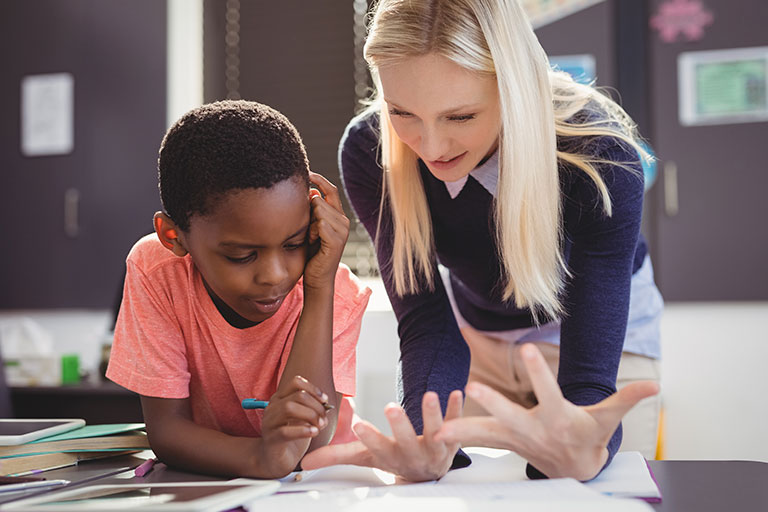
[364,0,647,321]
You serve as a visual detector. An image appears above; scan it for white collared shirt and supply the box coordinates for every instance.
[443,150,499,199]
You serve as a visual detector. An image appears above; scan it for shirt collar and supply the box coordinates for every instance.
[444,150,499,199]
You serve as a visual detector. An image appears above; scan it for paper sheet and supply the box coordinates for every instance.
[251,479,610,511]
[246,448,659,510]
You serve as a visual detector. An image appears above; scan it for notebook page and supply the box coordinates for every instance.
[251,478,612,511]
[585,451,662,499]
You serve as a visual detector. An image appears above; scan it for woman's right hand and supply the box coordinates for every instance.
[301,390,463,482]
[435,344,659,481]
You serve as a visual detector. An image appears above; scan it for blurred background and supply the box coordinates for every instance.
[0,0,765,462]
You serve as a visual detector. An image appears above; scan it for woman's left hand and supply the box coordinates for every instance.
[303,172,350,290]
[435,343,659,481]
[302,390,464,482]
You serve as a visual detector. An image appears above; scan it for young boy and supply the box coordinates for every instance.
[106,101,370,479]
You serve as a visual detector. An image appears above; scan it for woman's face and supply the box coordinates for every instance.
[378,53,501,183]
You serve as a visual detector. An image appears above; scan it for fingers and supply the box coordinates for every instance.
[421,392,444,440]
[519,344,564,410]
[270,375,330,429]
[309,172,344,214]
[308,205,349,247]
[275,424,320,441]
[308,187,349,249]
[384,403,418,446]
[436,416,513,450]
[463,382,530,433]
[444,389,464,422]
[588,380,660,427]
[277,375,328,405]
[301,441,371,470]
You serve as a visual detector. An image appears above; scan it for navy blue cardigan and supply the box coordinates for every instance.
[339,113,646,477]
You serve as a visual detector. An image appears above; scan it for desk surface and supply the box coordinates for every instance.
[647,459,768,511]
[3,455,767,511]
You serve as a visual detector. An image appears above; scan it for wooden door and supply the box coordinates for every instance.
[647,0,768,300]
[0,0,166,308]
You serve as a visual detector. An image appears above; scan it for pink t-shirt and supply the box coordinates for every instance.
[107,234,371,444]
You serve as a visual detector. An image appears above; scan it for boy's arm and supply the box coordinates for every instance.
[141,374,329,478]
[279,285,339,449]
[278,173,350,449]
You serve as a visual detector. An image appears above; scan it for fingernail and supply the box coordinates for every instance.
[385,407,401,419]
[310,426,319,435]
[320,392,329,402]
[319,417,326,428]
[522,345,536,360]
[427,394,438,408]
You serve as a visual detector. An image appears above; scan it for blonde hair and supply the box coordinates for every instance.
[364,0,647,321]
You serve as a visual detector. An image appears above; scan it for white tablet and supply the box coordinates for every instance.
[1,481,280,512]
[0,419,85,446]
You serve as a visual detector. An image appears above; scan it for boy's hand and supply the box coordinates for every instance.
[303,172,349,291]
[256,375,331,477]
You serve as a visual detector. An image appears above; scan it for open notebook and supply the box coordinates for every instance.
[243,448,660,510]
[583,451,662,502]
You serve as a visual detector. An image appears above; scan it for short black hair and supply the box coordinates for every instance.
[158,100,310,232]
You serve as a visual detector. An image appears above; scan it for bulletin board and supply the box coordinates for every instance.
[678,46,768,126]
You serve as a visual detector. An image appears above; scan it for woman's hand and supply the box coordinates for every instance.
[257,375,331,477]
[303,172,350,291]
[301,390,464,482]
[435,343,659,481]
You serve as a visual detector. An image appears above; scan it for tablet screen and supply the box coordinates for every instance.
[0,419,85,445]
[3,481,281,511]
[0,422,73,437]
[45,485,243,504]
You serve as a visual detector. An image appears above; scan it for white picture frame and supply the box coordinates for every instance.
[678,46,768,126]
[21,73,75,157]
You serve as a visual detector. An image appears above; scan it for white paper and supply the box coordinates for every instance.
[247,448,659,510]
[585,451,661,499]
[250,479,610,511]
[21,73,74,156]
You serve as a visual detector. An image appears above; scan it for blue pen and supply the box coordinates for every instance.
[242,399,269,409]
[242,398,334,410]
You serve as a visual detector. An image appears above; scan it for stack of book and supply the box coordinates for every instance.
[0,423,149,476]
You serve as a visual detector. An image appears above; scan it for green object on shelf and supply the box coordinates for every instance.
[61,354,80,384]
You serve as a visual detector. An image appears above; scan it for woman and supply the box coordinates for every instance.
[303,0,662,482]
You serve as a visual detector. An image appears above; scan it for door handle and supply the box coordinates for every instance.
[664,161,679,217]
[64,187,80,237]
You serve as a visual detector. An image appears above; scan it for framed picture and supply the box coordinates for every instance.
[678,46,768,126]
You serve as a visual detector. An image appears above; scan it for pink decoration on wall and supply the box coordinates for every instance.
[651,0,714,43]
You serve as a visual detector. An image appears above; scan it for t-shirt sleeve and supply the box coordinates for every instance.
[331,265,372,397]
[106,255,191,399]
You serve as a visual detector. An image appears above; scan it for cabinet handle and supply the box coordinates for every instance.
[64,187,80,238]
[664,161,679,217]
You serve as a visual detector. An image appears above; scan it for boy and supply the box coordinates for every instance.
[106,101,370,478]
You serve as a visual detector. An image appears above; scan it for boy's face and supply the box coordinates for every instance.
[181,178,310,325]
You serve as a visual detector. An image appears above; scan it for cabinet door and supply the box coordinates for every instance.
[0,0,166,308]
[647,0,768,300]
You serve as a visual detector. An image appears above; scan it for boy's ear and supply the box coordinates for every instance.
[153,212,187,257]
